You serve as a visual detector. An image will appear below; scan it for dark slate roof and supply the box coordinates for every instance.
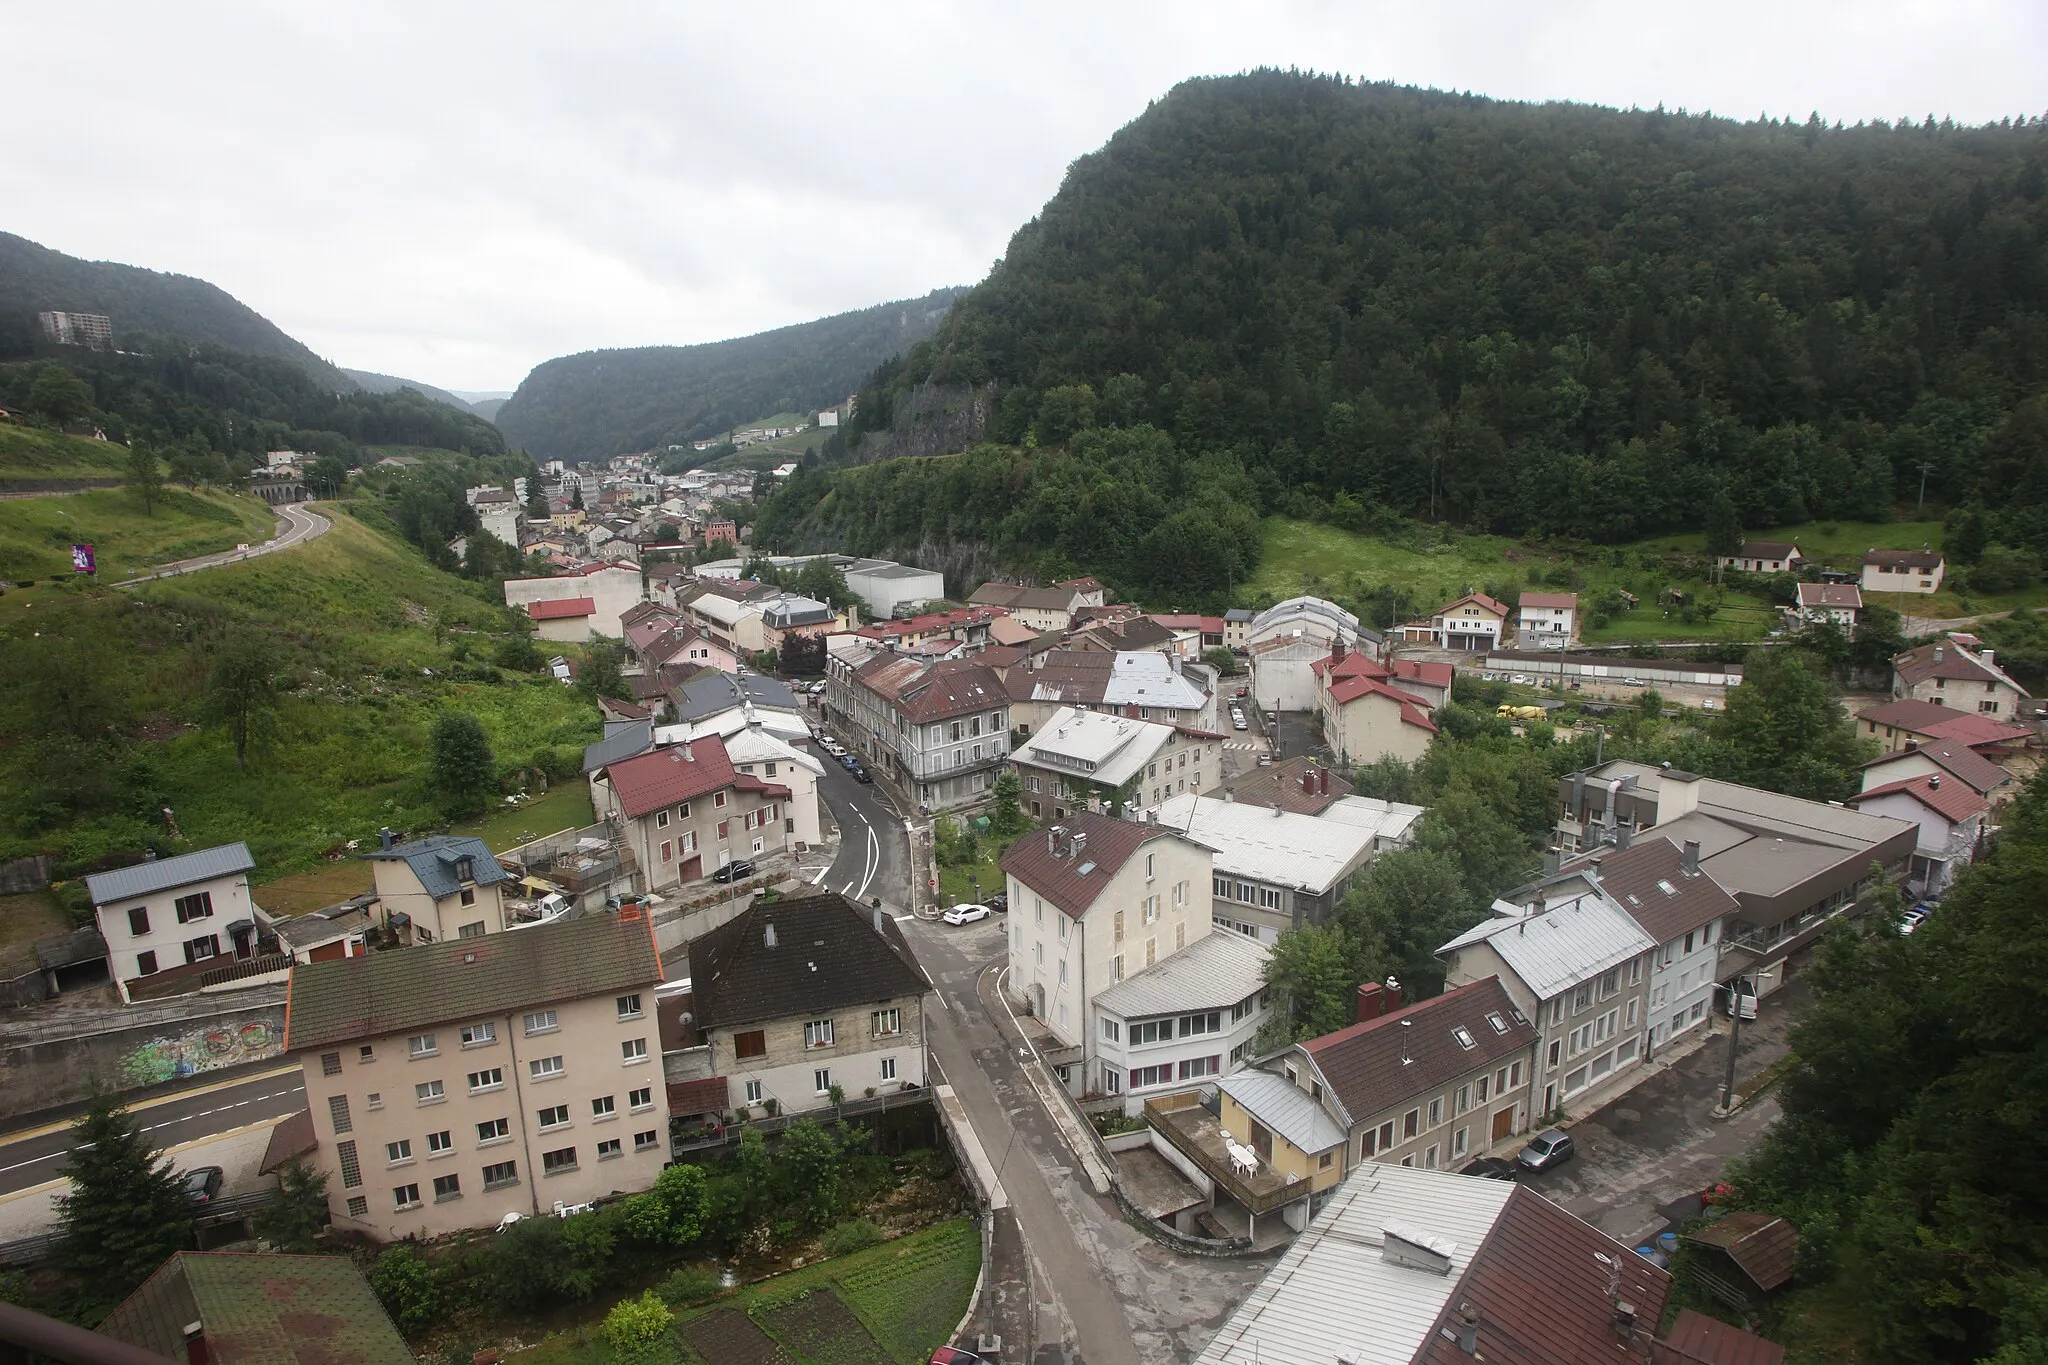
[286,911,662,1051]
[1863,547,1944,571]
[1656,1310,1788,1365]
[584,719,656,774]
[998,812,1179,919]
[1415,1186,1671,1365]
[98,1251,415,1364]
[86,843,255,905]
[1685,1212,1798,1292]
[1214,757,1355,814]
[259,1109,317,1175]
[1573,836,1739,946]
[362,835,509,899]
[1297,977,1536,1127]
[672,670,798,722]
[688,893,928,1031]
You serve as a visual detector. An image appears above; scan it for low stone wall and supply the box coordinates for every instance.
[0,1001,286,1120]
[0,856,51,894]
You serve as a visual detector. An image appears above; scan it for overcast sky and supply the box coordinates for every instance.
[8,2,2044,393]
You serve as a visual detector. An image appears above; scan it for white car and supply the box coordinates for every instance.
[1510,674,1531,686]
[943,903,992,925]
[819,737,847,756]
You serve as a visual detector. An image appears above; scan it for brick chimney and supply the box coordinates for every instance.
[1331,640,1346,665]
[1356,980,1387,1023]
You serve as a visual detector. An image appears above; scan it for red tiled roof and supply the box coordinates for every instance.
[1854,698,1970,733]
[1518,591,1579,609]
[1215,756,1353,814]
[1655,1310,1787,1365]
[1684,1212,1797,1292]
[1391,658,1455,691]
[601,733,741,817]
[1920,713,2034,748]
[1000,812,1179,919]
[1310,651,1389,682]
[854,655,1008,722]
[667,1077,728,1116]
[526,596,596,620]
[1436,592,1510,618]
[1860,739,2011,795]
[1148,614,1224,632]
[1298,977,1536,1124]
[1326,674,1439,732]
[1854,773,1989,825]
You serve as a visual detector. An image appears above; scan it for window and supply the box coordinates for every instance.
[458,888,477,908]
[1453,1127,1469,1158]
[321,1051,343,1077]
[1628,956,1643,986]
[460,1022,496,1048]
[1456,1084,1471,1115]
[1427,1098,1443,1128]
[635,1129,661,1151]
[416,1080,445,1105]
[814,1068,833,1094]
[1101,1018,1121,1042]
[1128,1063,1175,1089]
[656,810,670,829]
[523,1010,559,1035]
[1145,852,1156,881]
[483,1160,519,1190]
[347,1196,369,1218]
[1178,1055,1219,1080]
[1129,1020,1171,1046]
[538,1104,570,1130]
[881,1056,897,1081]
[589,1096,615,1122]
[542,1147,578,1174]
[744,1080,763,1104]
[1179,1011,1222,1038]
[1403,1108,1420,1139]
[430,1172,461,1202]
[1510,1061,1523,1087]
[1626,999,1639,1028]
[622,1038,648,1064]
[629,1086,654,1112]
[617,993,644,1020]
[393,1183,421,1210]
[366,1092,382,1110]
[337,1140,361,1188]
[677,802,691,820]
[597,1138,623,1160]
[136,950,157,976]
[735,1030,767,1059]
[1058,959,1068,985]
[127,907,150,937]
[174,891,214,923]
[477,1117,510,1144]
[872,1008,901,1037]
[328,1094,353,1134]
[1547,1039,1561,1067]
[1319,1151,1334,1170]
[1110,954,1123,981]
[1452,1025,1476,1050]
[359,1045,375,1063]
[1424,1144,1439,1170]
[408,1033,438,1059]
[426,1129,453,1154]
[469,1067,506,1092]
[804,1019,835,1049]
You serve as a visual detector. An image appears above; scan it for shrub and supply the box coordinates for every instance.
[370,1245,441,1332]
[820,1218,885,1257]
[656,1267,724,1307]
[602,1290,674,1355]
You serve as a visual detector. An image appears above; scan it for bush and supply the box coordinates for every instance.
[602,1290,673,1355]
[820,1218,885,1257]
[657,1267,725,1308]
[371,1245,441,1333]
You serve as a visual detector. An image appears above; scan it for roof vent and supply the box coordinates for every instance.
[764,921,777,949]
[1381,1222,1456,1275]
[1929,773,1942,789]
[1455,1301,1481,1355]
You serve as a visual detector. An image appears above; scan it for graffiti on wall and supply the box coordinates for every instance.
[118,1019,278,1087]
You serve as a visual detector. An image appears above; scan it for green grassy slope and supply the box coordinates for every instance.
[0,485,276,581]
[0,425,132,481]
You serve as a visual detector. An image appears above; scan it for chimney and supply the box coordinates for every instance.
[379,827,395,851]
[1356,981,1386,1023]
[184,1323,209,1365]
[1399,1018,1414,1064]
[1616,824,1634,850]
[1982,648,1996,666]
[873,905,884,935]
[1456,1302,1481,1355]
[1682,839,1700,874]
[764,921,777,949]
[1934,646,1944,662]
[1385,975,1403,1011]
[1320,767,1330,796]
[1612,1301,1638,1339]
[1541,846,1561,875]
[144,848,158,862]
[1331,640,1347,664]
[1071,830,1088,860]
[1301,769,1315,794]
[1047,825,1065,857]
[1929,773,1942,790]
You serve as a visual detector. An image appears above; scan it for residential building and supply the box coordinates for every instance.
[365,833,513,944]
[1717,539,1803,574]
[273,898,376,964]
[1439,884,1656,1117]
[678,584,773,654]
[86,843,269,1004]
[1148,614,1227,659]
[1861,547,1946,594]
[471,489,520,547]
[856,605,1005,652]
[1859,734,2015,814]
[504,562,646,640]
[1070,614,1182,655]
[1386,657,1454,711]
[524,596,598,642]
[593,733,791,890]
[841,558,945,620]
[829,655,1010,810]
[1515,591,1579,647]
[968,579,1104,631]
[1222,608,1254,651]
[1313,647,1439,766]
[98,1252,414,1364]
[1001,813,1215,1068]
[689,893,930,1117]
[759,595,844,652]
[1555,762,1916,1001]
[1090,929,1271,1113]
[1189,1163,1672,1365]
[666,670,809,744]
[1215,756,1353,814]
[284,911,667,1239]
[1849,772,1990,899]
[1891,635,2031,719]
[1154,791,1420,945]
[1793,582,1863,627]
[722,724,828,847]
[1009,706,1222,821]
[37,310,114,350]
[1001,648,1217,736]
[1401,592,1510,652]
[1245,597,1372,713]
[1854,697,2030,753]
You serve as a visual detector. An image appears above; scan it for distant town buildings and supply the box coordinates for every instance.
[37,309,113,349]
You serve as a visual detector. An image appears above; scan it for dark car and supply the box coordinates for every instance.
[1458,1157,1519,1182]
[988,892,1008,913]
[850,766,874,785]
[1516,1129,1576,1172]
[181,1166,224,1204]
[711,859,757,884]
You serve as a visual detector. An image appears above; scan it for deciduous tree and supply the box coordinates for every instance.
[203,631,280,772]
[429,710,498,812]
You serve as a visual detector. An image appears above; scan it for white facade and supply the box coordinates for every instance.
[1862,554,1945,594]
[843,560,945,621]
[503,564,646,640]
[88,849,264,1004]
[723,727,828,848]
[1090,931,1271,1114]
[1645,920,1724,1055]
[475,500,520,548]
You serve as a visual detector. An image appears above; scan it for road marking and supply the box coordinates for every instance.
[0,1066,304,1144]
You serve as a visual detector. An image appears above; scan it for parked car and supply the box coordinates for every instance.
[1899,906,1931,934]
[1622,677,1646,687]
[819,737,847,756]
[1232,713,1249,731]
[929,1349,986,1365]
[711,859,757,884]
[1721,978,1759,1020]
[987,892,1008,913]
[181,1166,224,1204]
[850,765,874,785]
[1516,1130,1576,1172]
[839,753,861,770]
[943,903,992,925]
[1458,1157,1519,1182]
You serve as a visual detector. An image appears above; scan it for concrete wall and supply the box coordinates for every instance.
[0,1001,285,1120]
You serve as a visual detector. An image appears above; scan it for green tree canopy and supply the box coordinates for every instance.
[53,1095,194,1320]
[429,710,498,812]
[203,630,280,772]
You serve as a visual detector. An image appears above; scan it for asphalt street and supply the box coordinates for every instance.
[806,733,912,906]
[0,1068,306,1198]
[115,501,329,586]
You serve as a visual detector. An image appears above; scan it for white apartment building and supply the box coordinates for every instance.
[1089,929,1271,1114]
[86,843,270,1004]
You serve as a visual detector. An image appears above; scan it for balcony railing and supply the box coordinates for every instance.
[1143,1094,1311,1216]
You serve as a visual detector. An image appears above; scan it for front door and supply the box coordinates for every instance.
[1249,1118,1273,1163]
[1491,1106,1515,1144]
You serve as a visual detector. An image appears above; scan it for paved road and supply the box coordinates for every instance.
[114,501,329,586]
[0,1068,306,1197]
[807,739,911,905]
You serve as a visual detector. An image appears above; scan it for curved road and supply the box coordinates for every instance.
[114,501,330,587]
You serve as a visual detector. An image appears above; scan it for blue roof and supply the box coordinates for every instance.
[672,671,797,722]
[364,835,510,899]
[85,843,255,905]
[583,719,655,775]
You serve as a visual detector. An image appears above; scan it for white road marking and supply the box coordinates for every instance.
[0,1088,302,1178]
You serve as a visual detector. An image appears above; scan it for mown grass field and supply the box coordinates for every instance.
[518,1218,979,1365]
[0,484,277,581]
[0,425,131,480]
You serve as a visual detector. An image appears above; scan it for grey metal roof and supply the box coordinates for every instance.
[85,843,255,905]
[672,671,798,722]
[584,719,656,774]
[1215,1069,1348,1154]
[762,595,835,627]
[363,835,511,899]
[1438,892,1655,1001]
[1094,930,1270,1019]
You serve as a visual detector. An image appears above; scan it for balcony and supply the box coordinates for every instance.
[1143,1093,1310,1217]
[500,825,638,900]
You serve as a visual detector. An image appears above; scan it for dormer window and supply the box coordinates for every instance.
[455,857,475,884]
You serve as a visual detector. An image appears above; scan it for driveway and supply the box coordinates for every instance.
[115,502,329,586]
[1517,978,1804,1248]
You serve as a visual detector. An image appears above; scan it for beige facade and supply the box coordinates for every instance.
[1320,687,1434,768]
[1335,1054,1532,1172]
[370,861,507,944]
[297,989,666,1240]
[1444,938,1653,1119]
[1217,1088,1346,1194]
[604,782,787,891]
[705,991,928,1117]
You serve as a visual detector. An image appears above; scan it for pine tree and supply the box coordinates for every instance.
[53,1095,194,1319]
[253,1157,329,1253]
[429,710,498,813]
[1704,491,1743,557]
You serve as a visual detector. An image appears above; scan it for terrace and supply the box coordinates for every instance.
[1143,1092,1310,1219]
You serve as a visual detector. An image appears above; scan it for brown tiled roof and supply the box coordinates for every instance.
[1684,1212,1797,1292]
[1655,1310,1788,1365]
[1893,641,2027,694]
[688,893,928,1030]
[1861,739,2012,795]
[600,734,786,818]
[1416,1185,1672,1365]
[999,812,1180,919]
[1795,582,1863,609]
[1854,773,1989,825]
[99,1252,414,1364]
[1572,836,1738,945]
[1298,977,1536,1125]
[1215,756,1354,814]
[1863,547,1944,571]
[259,1109,316,1175]
[667,1077,728,1116]
[285,911,662,1051]
[1855,698,1970,733]
[1074,616,1177,650]
[1518,591,1579,609]
[1436,591,1510,618]
[853,656,1007,722]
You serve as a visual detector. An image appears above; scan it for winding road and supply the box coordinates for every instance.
[114,501,330,586]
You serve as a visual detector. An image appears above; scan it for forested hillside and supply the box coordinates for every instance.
[495,287,966,461]
[0,232,351,389]
[831,73,2048,549]
[343,368,489,419]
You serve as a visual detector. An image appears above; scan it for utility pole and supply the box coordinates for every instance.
[1916,462,1935,517]
[1716,975,1748,1116]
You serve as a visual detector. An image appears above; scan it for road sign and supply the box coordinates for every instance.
[69,543,95,574]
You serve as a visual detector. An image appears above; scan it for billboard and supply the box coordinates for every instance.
[70,543,96,574]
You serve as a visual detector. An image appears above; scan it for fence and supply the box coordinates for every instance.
[672,1087,933,1154]
[0,1191,275,1269]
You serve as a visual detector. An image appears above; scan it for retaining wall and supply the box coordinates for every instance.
[0,1000,286,1119]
